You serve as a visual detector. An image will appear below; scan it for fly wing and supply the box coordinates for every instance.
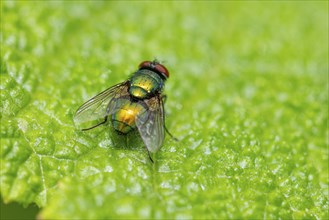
[73,81,129,130]
[135,95,165,153]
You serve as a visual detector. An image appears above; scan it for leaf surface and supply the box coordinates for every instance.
[1,1,328,219]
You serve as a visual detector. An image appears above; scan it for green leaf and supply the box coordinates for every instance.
[1,1,328,219]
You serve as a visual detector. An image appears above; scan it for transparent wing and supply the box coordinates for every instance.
[135,95,165,153]
[73,81,129,129]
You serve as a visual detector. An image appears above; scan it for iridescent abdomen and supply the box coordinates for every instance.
[111,97,147,134]
[129,69,163,99]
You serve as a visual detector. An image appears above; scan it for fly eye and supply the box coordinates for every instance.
[138,61,152,69]
[138,60,170,79]
[154,63,169,78]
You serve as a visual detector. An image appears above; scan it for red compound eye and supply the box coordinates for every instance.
[154,63,169,78]
[138,60,169,79]
[138,61,152,69]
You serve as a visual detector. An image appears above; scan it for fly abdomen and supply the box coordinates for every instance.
[110,98,147,134]
[112,119,134,134]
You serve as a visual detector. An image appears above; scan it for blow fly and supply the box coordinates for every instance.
[74,60,175,162]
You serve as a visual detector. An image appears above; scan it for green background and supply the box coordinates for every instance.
[1,1,328,219]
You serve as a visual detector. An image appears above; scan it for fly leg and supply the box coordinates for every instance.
[162,94,167,103]
[146,147,154,163]
[81,116,108,131]
[161,95,179,142]
[164,125,179,141]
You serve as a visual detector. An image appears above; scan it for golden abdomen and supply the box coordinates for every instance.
[111,98,146,134]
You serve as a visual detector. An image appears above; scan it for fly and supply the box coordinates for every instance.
[73,60,176,162]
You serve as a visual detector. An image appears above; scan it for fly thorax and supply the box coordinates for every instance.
[129,69,163,99]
